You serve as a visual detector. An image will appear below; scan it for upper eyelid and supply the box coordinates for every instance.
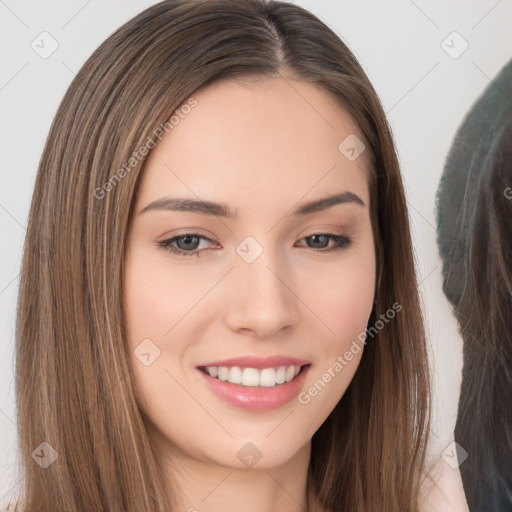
[162,232,218,245]
[162,222,351,241]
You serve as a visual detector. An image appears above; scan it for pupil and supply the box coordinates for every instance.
[310,234,328,248]
[179,236,199,250]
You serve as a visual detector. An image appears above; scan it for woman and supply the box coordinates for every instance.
[14,0,432,510]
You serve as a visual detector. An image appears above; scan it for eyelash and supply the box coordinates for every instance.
[157,232,353,258]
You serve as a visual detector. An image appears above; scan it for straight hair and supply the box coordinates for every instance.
[14,1,430,510]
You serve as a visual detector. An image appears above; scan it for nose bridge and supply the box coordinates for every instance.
[226,235,299,336]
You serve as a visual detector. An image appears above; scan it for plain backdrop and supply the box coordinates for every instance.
[1,0,511,504]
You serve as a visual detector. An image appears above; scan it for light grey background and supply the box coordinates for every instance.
[1,0,511,503]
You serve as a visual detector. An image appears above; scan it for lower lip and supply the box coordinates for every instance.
[197,365,311,411]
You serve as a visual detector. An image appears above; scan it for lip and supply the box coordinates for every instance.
[197,362,311,411]
[196,355,310,369]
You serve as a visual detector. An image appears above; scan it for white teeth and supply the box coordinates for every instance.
[276,366,286,384]
[204,365,303,387]
[229,366,242,384]
[242,368,260,386]
[285,365,295,382]
[259,368,276,387]
[217,367,229,381]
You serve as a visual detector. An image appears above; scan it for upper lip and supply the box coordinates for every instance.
[197,355,310,369]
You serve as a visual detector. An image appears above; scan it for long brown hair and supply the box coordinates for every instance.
[14,1,430,510]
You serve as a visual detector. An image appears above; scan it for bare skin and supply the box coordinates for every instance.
[124,76,376,512]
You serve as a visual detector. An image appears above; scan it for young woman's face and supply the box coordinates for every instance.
[124,77,376,470]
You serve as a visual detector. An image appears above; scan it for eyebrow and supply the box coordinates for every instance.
[138,191,365,219]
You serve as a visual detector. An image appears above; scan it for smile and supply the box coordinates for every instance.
[196,362,311,411]
[200,364,304,388]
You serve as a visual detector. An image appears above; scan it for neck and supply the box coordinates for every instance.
[155,438,322,512]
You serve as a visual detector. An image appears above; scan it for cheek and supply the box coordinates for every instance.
[123,252,194,432]
[124,274,164,349]
[124,248,207,344]
[333,273,374,343]
[299,253,376,349]
[295,264,374,435]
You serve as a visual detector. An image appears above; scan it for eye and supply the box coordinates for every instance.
[157,232,353,258]
[295,233,353,252]
[158,233,217,258]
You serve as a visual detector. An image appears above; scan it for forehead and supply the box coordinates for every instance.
[136,77,370,212]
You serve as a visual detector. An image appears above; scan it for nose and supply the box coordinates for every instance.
[224,252,300,339]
